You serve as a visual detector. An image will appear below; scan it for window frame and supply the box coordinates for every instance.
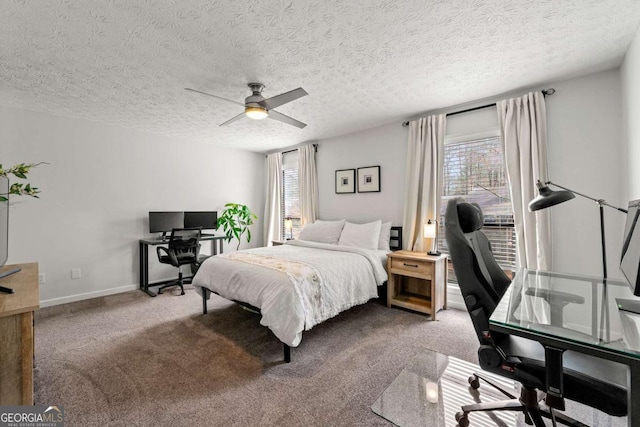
[439,129,517,279]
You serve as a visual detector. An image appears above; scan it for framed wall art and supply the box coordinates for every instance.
[335,169,356,194]
[357,166,381,193]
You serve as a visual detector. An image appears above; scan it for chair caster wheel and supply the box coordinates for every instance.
[180,291,185,295]
[455,411,469,427]
[468,374,480,389]
[157,290,162,295]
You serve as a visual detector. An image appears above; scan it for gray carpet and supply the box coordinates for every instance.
[33,288,623,426]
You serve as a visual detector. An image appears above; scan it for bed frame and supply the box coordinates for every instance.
[200,226,403,363]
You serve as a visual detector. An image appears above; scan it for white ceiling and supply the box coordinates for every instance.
[1,1,640,153]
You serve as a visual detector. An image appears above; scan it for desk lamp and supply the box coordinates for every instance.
[284,217,293,240]
[424,219,441,256]
[529,180,627,281]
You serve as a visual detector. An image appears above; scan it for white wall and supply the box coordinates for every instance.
[545,69,625,277]
[316,123,407,224]
[0,106,264,305]
[622,25,640,200]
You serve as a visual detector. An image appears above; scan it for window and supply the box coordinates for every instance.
[282,152,302,239]
[438,134,516,279]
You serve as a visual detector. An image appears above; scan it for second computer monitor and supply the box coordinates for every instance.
[184,211,218,231]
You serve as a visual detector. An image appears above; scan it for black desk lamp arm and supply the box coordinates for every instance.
[545,181,627,213]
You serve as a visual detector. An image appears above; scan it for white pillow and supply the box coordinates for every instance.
[298,219,345,244]
[378,222,392,250]
[339,220,382,250]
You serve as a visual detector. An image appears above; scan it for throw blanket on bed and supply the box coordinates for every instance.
[222,252,325,327]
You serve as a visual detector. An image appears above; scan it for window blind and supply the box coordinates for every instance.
[282,167,301,239]
[439,135,516,275]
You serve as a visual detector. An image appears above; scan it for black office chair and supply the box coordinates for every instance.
[444,198,627,427]
[156,227,202,296]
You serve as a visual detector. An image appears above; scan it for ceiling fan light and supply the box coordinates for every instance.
[245,106,268,120]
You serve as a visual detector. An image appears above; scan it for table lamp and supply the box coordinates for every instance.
[284,217,293,240]
[424,219,441,256]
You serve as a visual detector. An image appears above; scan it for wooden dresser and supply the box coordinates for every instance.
[0,262,39,405]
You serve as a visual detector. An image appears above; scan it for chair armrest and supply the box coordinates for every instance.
[157,246,179,266]
[524,288,585,305]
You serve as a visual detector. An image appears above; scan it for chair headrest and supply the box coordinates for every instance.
[457,202,484,233]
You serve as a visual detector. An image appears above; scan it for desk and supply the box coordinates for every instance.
[490,269,640,426]
[0,263,38,405]
[139,234,225,297]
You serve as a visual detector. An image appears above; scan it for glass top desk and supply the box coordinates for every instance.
[490,269,640,426]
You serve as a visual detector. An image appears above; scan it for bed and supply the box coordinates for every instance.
[192,222,402,362]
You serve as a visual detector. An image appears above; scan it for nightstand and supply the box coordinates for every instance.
[386,250,447,320]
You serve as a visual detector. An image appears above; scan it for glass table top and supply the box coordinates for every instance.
[490,269,640,359]
[371,349,625,426]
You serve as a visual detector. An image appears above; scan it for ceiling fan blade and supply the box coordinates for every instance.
[268,110,307,129]
[261,87,308,110]
[185,88,244,107]
[219,112,246,127]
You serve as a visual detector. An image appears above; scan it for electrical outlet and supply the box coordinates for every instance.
[38,273,45,285]
[71,268,82,279]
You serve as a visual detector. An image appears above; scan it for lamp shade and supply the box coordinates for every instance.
[424,221,436,238]
[528,181,575,212]
[284,218,293,231]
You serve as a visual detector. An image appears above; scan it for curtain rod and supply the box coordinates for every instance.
[401,88,556,127]
[265,143,318,157]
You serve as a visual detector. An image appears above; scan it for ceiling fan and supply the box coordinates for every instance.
[185,83,308,129]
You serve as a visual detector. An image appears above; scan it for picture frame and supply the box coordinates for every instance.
[335,169,356,194]
[357,166,381,193]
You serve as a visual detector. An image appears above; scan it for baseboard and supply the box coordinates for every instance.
[40,284,139,308]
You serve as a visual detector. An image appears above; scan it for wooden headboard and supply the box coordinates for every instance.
[390,226,403,251]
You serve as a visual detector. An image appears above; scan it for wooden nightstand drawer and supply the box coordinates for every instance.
[389,258,433,278]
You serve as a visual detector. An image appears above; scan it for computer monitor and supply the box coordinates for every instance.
[148,211,184,235]
[184,211,217,231]
[620,199,640,298]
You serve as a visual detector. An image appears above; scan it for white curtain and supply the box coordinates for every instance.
[298,144,319,225]
[263,153,283,246]
[402,115,447,251]
[497,92,551,270]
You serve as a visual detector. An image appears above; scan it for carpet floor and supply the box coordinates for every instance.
[33,288,624,426]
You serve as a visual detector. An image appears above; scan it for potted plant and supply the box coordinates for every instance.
[0,163,44,201]
[217,203,258,250]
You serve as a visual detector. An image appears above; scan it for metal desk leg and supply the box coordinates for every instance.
[139,241,156,297]
[544,346,565,411]
[629,363,640,427]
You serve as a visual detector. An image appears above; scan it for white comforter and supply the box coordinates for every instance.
[192,240,388,347]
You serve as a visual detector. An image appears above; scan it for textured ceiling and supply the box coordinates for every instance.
[1,0,640,153]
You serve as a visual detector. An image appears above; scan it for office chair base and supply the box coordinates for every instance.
[456,382,589,427]
[158,269,186,295]
[157,283,185,295]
